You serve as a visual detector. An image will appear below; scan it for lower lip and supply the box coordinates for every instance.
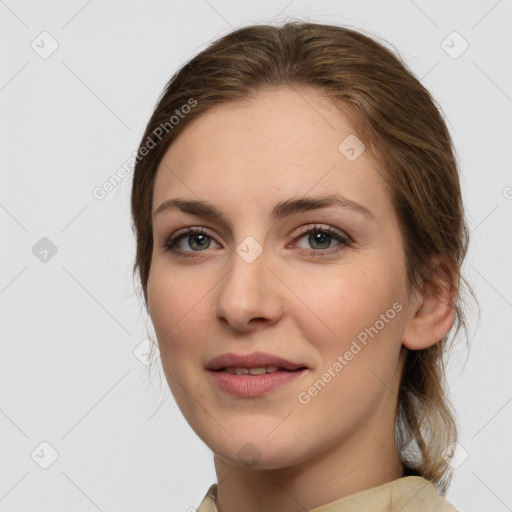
[208,369,307,397]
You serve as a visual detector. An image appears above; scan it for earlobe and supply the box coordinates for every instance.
[402,265,457,351]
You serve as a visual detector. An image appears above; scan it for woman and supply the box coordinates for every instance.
[131,21,473,511]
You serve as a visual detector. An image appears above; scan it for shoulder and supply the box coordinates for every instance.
[390,476,458,511]
[196,483,218,512]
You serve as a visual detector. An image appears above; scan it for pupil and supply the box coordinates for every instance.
[310,232,330,249]
[190,234,209,250]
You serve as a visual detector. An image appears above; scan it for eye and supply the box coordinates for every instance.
[162,224,352,258]
[292,224,352,256]
[163,227,220,255]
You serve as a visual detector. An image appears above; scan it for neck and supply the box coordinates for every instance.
[213,412,404,512]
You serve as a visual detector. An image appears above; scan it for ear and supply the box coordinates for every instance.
[402,261,457,350]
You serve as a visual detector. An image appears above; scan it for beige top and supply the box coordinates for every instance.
[196,476,457,511]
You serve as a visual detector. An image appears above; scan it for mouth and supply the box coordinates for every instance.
[205,352,310,396]
[211,366,308,375]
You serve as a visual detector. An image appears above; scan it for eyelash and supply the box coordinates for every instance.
[162,224,352,258]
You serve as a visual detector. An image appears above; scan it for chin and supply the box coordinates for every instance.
[210,432,311,471]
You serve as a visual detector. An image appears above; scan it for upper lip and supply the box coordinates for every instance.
[206,351,308,371]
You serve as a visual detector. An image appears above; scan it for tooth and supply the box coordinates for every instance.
[248,367,267,375]
[223,366,282,375]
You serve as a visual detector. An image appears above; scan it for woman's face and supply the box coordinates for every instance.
[147,87,416,470]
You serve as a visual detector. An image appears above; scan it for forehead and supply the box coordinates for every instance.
[152,87,391,219]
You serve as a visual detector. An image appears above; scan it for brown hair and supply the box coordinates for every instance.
[130,20,475,493]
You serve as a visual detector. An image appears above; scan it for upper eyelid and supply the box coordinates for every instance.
[168,224,346,239]
[168,226,217,242]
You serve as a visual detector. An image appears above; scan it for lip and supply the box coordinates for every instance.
[205,351,308,371]
[205,351,309,398]
[208,368,308,397]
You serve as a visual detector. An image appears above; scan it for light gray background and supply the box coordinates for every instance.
[1,1,511,511]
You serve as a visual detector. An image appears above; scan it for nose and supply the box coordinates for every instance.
[214,243,284,332]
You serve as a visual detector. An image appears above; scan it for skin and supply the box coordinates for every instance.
[147,87,456,512]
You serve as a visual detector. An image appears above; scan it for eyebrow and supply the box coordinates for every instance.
[152,193,375,222]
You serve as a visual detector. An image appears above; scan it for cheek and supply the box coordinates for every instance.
[147,261,210,359]
[294,264,406,403]
[302,268,405,392]
[147,262,217,417]
[292,263,403,349]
